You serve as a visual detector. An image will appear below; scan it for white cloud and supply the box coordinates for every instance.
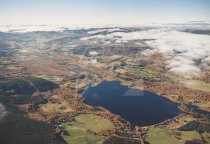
[83,27,210,78]
[87,28,121,35]
[201,56,210,71]
[0,25,66,33]
[89,51,99,56]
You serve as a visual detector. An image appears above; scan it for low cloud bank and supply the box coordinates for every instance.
[83,27,210,78]
[87,28,122,35]
[0,25,66,33]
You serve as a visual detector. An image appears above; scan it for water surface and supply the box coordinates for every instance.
[83,81,181,126]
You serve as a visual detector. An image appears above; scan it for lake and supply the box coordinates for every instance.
[83,80,181,126]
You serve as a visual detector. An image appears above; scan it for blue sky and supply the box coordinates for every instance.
[0,0,210,26]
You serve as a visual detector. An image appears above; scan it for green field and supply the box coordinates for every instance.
[163,73,185,82]
[164,73,210,93]
[33,74,62,83]
[183,80,210,93]
[62,82,88,89]
[146,127,182,144]
[122,66,161,80]
[41,102,72,113]
[203,132,210,143]
[179,131,210,143]
[179,131,201,141]
[61,114,114,144]
[75,82,88,89]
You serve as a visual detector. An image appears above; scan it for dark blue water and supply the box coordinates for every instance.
[83,80,181,126]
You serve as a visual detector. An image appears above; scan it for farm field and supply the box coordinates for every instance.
[61,114,114,144]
